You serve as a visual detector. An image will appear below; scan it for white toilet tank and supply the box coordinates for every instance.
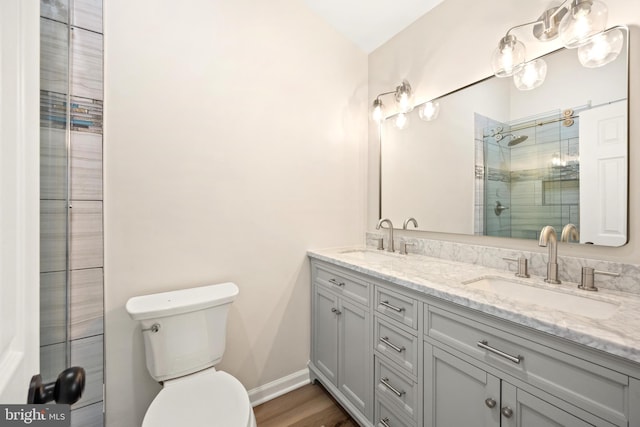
[126,282,239,382]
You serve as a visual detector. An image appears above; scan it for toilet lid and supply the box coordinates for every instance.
[143,370,252,427]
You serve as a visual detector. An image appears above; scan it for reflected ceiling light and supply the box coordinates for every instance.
[577,27,623,67]
[513,58,547,91]
[418,100,440,121]
[370,80,415,123]
[491,0,620,90]
[559,0,608,48]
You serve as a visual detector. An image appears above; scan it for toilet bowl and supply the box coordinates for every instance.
[126,282,256,427]
[142,369,256,427]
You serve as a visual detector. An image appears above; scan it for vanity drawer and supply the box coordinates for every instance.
[375,316,418,377]
[313,262,370,306]
[375,395,416,427]
[426,304,630,424]
[375,286,418,329]
[375,357,418,422]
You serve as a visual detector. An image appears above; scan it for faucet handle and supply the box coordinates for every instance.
[578,267,620,292]
[375,237,384,251]
[503,257,530,278]
[399,241,414,255]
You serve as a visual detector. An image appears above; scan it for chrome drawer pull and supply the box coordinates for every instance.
[328,278,345,287]
[380,300,405,312]
[380,336,405,353]
[485,398,497,408]
[477,340,523,364]
[379,417,391,427]
[380,377,405,397]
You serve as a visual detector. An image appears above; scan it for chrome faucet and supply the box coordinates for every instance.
[376,218,394,252]
[403,217,418,230]
[538,225,560,284]
[561,223,579,242]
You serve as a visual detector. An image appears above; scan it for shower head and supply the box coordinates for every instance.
[507,135,528,146]
[495,133,528,147]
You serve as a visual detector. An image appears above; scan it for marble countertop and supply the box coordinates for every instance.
[308,246,640,365]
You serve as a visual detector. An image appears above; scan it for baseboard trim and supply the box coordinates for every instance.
[248,369,310,407]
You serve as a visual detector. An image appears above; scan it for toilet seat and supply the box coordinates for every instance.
[142,369,255,427]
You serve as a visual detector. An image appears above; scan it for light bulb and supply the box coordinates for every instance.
[418,101,440,121]
[513,59,547,91]
[578,28,623,67]
[371,98,384,123]
[491,34,526,77]
[394,113,409,130]
[394,81,414,113]
[559,0,608,48]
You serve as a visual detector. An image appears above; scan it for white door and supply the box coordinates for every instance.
[579,100,628,246]
[0,0,41,403]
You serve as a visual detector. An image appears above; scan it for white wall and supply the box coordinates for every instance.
[104,1,367,426]
[369,0,640,263]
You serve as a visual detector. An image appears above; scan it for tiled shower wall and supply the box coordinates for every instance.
[475,111,580,240]
[40,1,104,426]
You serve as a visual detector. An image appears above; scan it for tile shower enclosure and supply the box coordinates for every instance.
[474,110,580,240]
[40,0,104,426]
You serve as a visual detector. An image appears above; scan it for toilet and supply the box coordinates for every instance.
[126,282,257,427]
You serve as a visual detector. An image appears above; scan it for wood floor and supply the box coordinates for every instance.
[254,382,358,427]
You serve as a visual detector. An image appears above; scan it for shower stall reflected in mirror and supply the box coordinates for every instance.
[40,0,104,425]
[475,108,580,239]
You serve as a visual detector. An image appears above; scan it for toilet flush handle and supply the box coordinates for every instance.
[142,323,161,333]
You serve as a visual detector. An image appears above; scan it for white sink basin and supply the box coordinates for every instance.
[464,276,619,320]
[338,249,396,263]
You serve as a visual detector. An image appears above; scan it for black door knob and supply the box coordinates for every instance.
[27,367,86,405]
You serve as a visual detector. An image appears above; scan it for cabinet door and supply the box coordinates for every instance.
[339,297,371,417]
[424,345,500,427]
[501,382,595,427]
[313,285,339,385]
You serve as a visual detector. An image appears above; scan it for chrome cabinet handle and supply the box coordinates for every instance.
[501,407,514,418]
[485,398,497,408]
[331,308,342,315]
[477,340,523,364]
[380,300,405,312]
[380,377,405,397]
[379,336,405,353]
[379,417,391,427]
[329,278,345,287]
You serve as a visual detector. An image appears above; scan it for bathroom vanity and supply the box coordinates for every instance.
[308,247,640,427]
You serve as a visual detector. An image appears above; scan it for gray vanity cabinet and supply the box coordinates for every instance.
[423,345,600,427]
[308,257,640,427]
[310,261,373,424]
[424,345,500,426]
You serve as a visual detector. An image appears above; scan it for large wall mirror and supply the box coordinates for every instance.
[380,26,629,247]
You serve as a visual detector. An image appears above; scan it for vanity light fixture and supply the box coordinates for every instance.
[491,0,621,90]
[370,80,414,123]
[559,0,609,48]
[577,27,624,67]
[393,112,409,130]
[513,58,547,91]
[418,100,440,121]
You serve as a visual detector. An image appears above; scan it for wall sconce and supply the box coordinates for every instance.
[491,0,621,90]
[371,80,414,123]
[371,80,440,127]
[418,100,440,121]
